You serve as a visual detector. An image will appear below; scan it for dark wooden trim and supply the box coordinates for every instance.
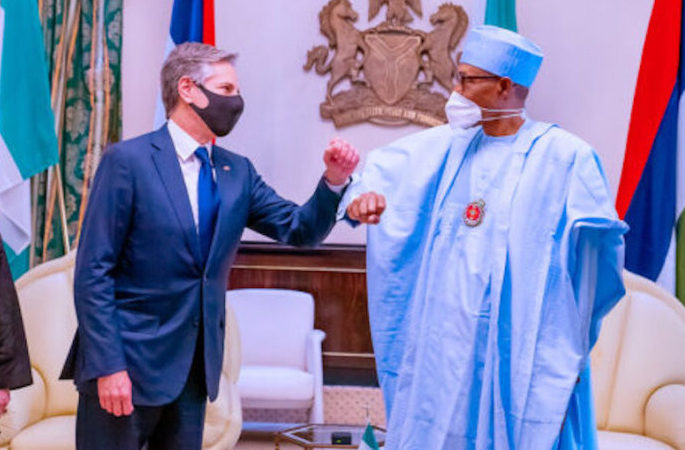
[323,354,377,370]
[229,242,376,384]
[233,242,366,270]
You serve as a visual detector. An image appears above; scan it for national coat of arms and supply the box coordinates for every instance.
[304,0,468,127]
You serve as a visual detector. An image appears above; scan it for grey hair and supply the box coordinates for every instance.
[160,42,236,117]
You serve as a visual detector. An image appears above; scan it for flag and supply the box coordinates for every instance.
[154,0,215,128]
[485,0,517,32]
[358,423,380,450]
[615,0,685,304]
[0,0,59,279]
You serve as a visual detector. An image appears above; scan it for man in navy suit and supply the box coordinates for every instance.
[61,42,359,449]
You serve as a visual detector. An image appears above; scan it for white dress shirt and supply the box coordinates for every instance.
[167,119,211,229]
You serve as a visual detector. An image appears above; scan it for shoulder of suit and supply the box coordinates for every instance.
[102,131,156,160]
[212,145,251,169]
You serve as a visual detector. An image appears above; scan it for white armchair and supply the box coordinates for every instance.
[226,288,325,423]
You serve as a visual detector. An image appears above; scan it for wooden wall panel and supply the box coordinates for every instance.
[228,242,377,382]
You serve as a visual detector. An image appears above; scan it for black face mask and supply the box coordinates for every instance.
[190,84,244,137]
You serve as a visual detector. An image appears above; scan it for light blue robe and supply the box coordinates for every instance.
[341,120,627,449]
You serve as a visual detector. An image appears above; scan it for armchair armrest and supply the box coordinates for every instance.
[0,368,46,445]
[306,329,326,423]
[645,384,685,450]
[305,329,326,376]
[204,374,242,450]
[223,300,242,384]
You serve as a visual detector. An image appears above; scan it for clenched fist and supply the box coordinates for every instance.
[347,191,386,224]
[323,137,360,186]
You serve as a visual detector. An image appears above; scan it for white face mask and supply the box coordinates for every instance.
[445,91,524,130]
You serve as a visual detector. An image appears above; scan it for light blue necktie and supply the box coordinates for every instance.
[195,146,219,265]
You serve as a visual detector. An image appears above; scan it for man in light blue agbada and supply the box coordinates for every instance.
[342,25,627,449]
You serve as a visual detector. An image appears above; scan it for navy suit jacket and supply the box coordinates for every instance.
[61,125,342,405]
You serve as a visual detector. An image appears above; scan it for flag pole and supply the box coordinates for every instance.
[42,0,80,260]
[29,176,39,268]
[91,0,106,172]
[75,0,106,247]
[55,167,70,251]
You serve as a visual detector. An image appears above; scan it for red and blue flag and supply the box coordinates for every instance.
[154,0,215,126]
[616,0,685,303]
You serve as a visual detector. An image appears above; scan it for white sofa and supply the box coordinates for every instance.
[227,288,325,423]
[591,270,685,450]
[0,252,242,450]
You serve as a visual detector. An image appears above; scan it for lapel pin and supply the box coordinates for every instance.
[222,165,230,171]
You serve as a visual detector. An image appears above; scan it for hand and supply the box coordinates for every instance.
[346,192,386,224]
[323,137,360,185]
[0,389,9,415]
[97,370,134,416]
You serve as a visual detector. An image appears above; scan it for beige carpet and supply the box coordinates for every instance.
[242,386,386,426]
[236,385,386,449]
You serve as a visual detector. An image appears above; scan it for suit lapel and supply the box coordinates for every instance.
[205,149,242,269]
[150,125,203,269]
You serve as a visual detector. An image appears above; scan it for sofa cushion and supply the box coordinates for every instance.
[204,376,242,450]
[590,294,627,429]
[0,368,47,446]
[11,416,75,450]
[16,254,79,418]
[204,376,235,447]
[598,430,674,450]
[592,290,685,434]
[645,384,685,450]
[237,366,313,408]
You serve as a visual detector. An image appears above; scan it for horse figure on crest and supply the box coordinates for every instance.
[304,0,368,100]
[420,3,468,92]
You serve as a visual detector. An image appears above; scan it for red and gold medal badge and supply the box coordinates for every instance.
[463,199,485,227]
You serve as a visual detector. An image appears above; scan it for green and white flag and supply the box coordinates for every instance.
[358,423,380,450]
[0,0,59,278]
